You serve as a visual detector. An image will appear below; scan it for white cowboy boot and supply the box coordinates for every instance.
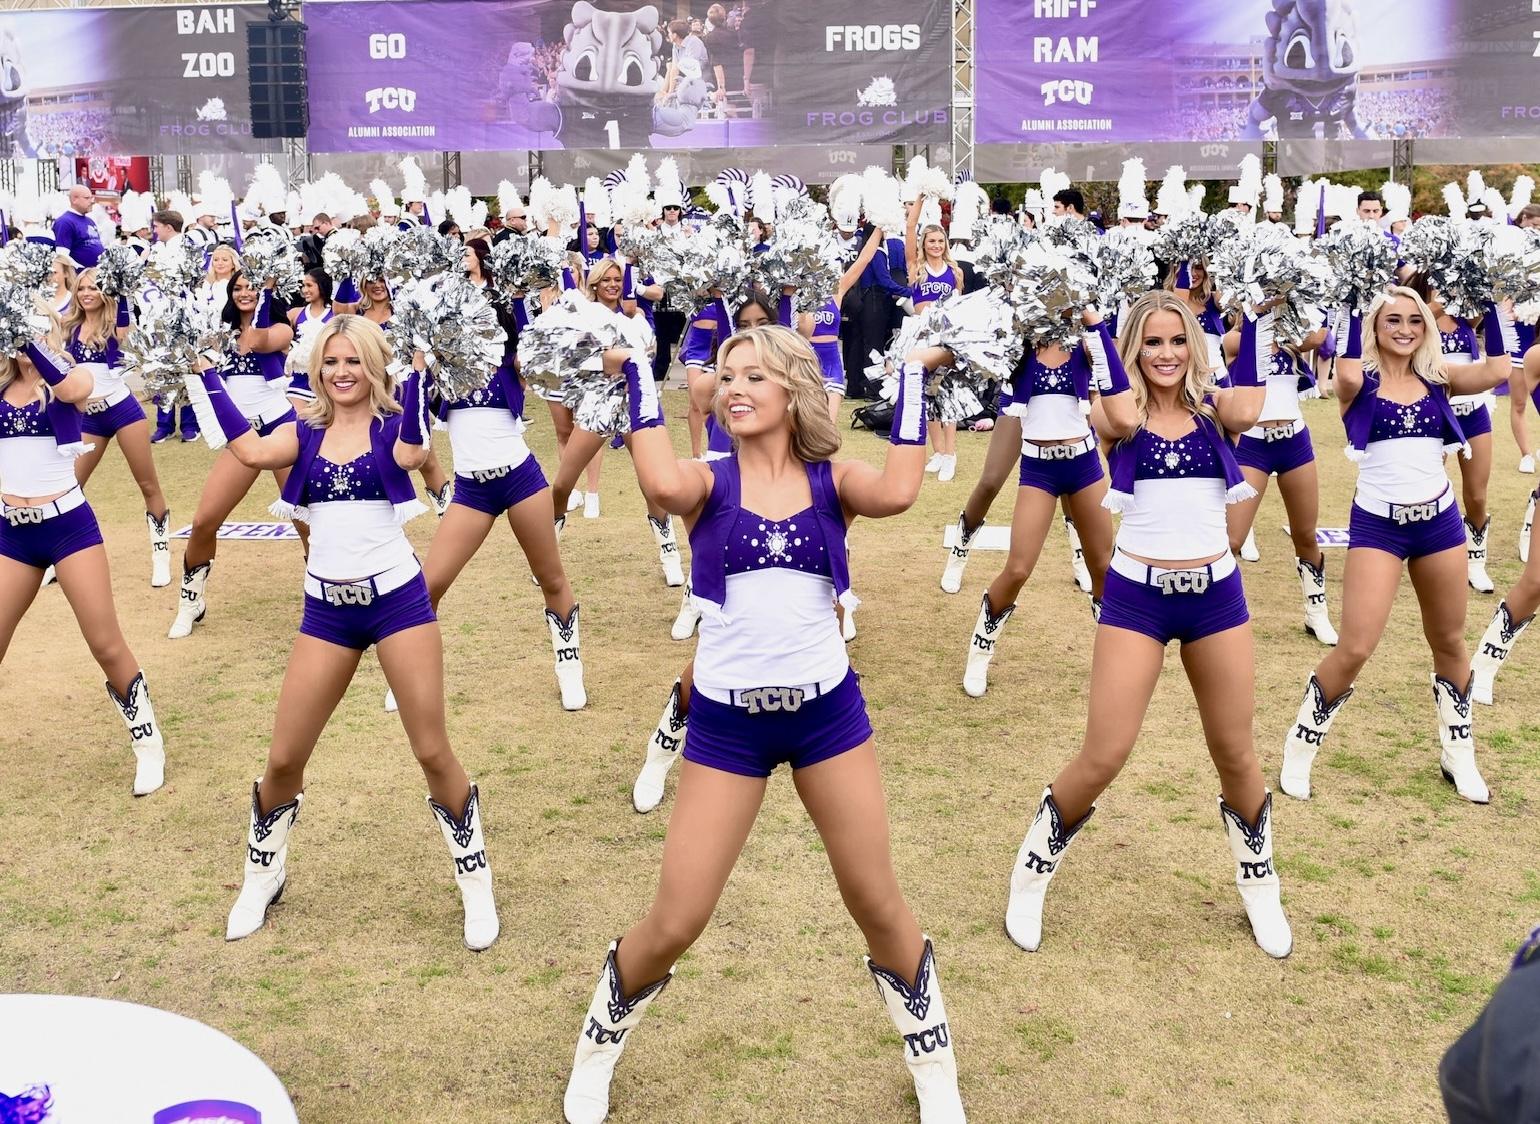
[962,593,1014,698]
[1005,787,1093,952]
[670,580,701,640]
[1239,526,1261,562]
[1279,675,1354,800]
[428,783,499,950]
[1521,491,1535,563]
[563,941,672,1124]
[167,560,210,639]
[650,515,685,587]
[867,938,967,1124]
[937,453,956,483]
[107,670,164,796]
[226,782,301,941]
[1064,516,1092,593]
[1297,556,1338,646]
[147,511,171,588]
[1219,791,1292,959]
[547,606,588,711]
[428,481,453,518]
[633,679,686,813]
[1466,518,1495,594]
[1432,674,1489,804]
[940,513,978,595]
[1471,602,1534,705]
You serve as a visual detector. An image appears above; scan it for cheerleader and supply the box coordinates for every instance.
[803,227,885,422]
[167,275,297,640]
[1004,291,1291,960]
[1472,340,1540,703]
[563,326,965,1124]
[1168,259,1227,371]
[1223,325,1338,645]
[957,310,1130,697]
[906,198,964,481]
[681,292,729,459]
[541,241,608,519]
[210,316,499,950]
[48,255,77,316]
[333,273,453,516]
[63,269,173,588]
[1407,276,1497,593]
[1280,289,1519,804]
[0,338,165,795]
[548,257,686,588]
[284,268,333,408]
[412,241,588,712]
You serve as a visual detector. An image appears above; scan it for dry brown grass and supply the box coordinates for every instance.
[3,393,1537,1123]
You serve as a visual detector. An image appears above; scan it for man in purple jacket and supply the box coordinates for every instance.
[53,184,103,267]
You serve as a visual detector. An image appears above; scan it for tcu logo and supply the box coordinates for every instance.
[85,397,112,414]
[741,686,805,714]
[1156,570,1208,596]
[554,646,579,663]
[324,583,375,607]
[1392,502,1437,525]
[1022,851,1056,875]
[128,722,155,741]
[247,845,277,867]
[585,1016,628,1046]
[1040,443,1080,461]
[471,465,511,483]
[1041,80,1093,108]
[903,1021,951,1057]
[1238,859,1273,880]
[1446,722,1471,740]
[1263,425,1294,443]
[365,87,418,114]
[1200,143,1230,159]
[653,729,682,753]
[971,634,995,653]
[4,506,43,526]
[1293,724,1326,745]
[454,849,487,875]
[1482,641,1507,659]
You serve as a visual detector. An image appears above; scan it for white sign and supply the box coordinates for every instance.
[172,522,301,541]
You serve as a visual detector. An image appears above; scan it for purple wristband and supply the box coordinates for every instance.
[889,361,928,445]
[253,289,274,329]
[399,369,427,445]
[334,277,361,305]
[115,301,131,329]
[199,368,254,441]
[22,341,70,387]
[624,357,663,430]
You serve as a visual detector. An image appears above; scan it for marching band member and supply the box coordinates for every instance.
[168,275,297,639]
[63,269,173,587]
[0,337,165,794]
[1003,291,1290,959]
[209,316,499,950]
[1280,290,1519,804]
[563,326,965,1124]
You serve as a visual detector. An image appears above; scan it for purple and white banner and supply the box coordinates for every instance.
[0,5,276,157]
[303,0,951,152]
[975,0,1539,145]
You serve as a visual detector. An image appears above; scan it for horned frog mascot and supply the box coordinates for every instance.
[1243,0,1371,139]
[0,19,35,158]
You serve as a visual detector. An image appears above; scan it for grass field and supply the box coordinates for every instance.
[3,391,1537,1123]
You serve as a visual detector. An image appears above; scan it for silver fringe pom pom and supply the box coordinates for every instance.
[0,281,48,356]
[387,226,460,285]
[1315,219,1398,315]
[387,276,506,403]
[144,238,207,296]
[120,300,229,405]
[1,241,59,295]
[239,227,304,301]
[92,245,147,302]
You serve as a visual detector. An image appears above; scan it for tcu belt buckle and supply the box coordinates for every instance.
[1262,424,1294,443]
[4,506,44,526]
[740,686,805,714]
[1391,501,1438,525]
[1453,402,1475,417]
[323,581,375,607]
[1155,569,1209,596]
[85,397,112,415]
[472,465,511,483]
[1042,443,1079,461]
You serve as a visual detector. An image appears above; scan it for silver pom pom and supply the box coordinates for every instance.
[1094,228,1157,312]
[387,276,506,403]
[1,241,59,295]
[1207,222,1331,342]
[387,226,460,285]
[752,197,842,313]
[120,299,229,404]
[144,238,207,295]
[92,246,146,302]
[881,288,1019,422]
[487,233,566,302]
[1314,219,1398,315]
[323,228,381,284]
[0,281,48,356]
[513,289,628,400]
[239,227,304,301]
[1485,224,1540,309]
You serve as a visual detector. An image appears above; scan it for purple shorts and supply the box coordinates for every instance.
[1348,495,1467,560]
[299,570,437,651]
[813,339,845,394]
[1018,444,1104,496]
[1235,424,1315,477]
[254,407,297,438]
[1099,564,1249,646]
[683,668,873,778]
[451,456,548,516]
[286,373,316,403]
[80,394,147,438]
[0,499,104,570]
[1452,402,1493,439]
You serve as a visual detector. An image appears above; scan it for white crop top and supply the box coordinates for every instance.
[306,501,416,581]
[446,409,530,473]
[695,568,849,691]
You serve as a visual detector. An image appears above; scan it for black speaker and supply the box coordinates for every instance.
[247,20,309,139]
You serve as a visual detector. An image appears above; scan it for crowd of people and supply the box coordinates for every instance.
[2,151,1538,1123]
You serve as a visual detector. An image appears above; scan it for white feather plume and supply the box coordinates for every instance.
[859,166,904,233]
[1154,166,1188,217]
[1236,153,1263,200]
[582,177,612,229]
[1467,170,1487,208]
[623,153,651,193]
[1117,157,1148,215]
[950,182,985,241]
[1381,180,1411,221]
[1443,181,1468,217]
[1187,184,1206,214]
[1510,175,1534,218]
[398,156,428,204]
[829,172,863,230]
[1480,187,1507,222]
[245,162,288,217]
[749,171,776,224]
[371,179,399,217]
[1262,173,1284,214]
[528,177,554,229]
[497,180,523,220]
[653,157,685,210]
[1293,178,1321,233]
[1039,167,1071,205]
